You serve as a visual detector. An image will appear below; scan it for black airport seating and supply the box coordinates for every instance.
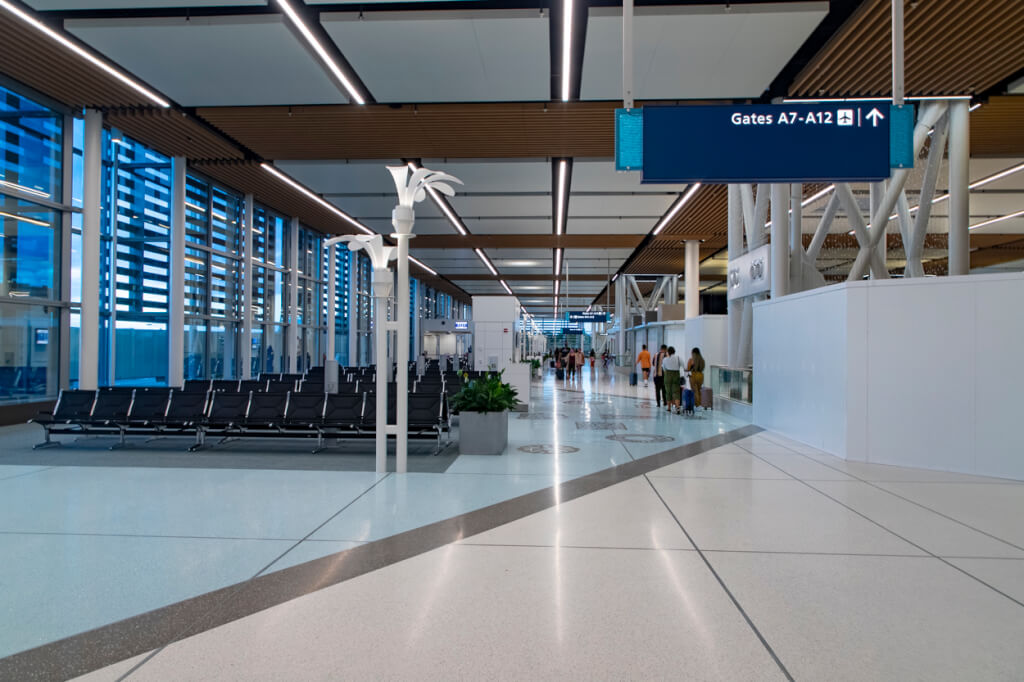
[31,385,452,454]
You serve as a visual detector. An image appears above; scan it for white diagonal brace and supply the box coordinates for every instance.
[835,182,888,278]
[806,192,839,263]
[909,110,949,277]
[628,275,646,311]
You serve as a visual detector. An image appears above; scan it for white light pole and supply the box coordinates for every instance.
[387,165,463,473]
[326,234,396,473]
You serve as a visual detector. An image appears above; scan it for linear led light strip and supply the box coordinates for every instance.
[0,0,170,108]
[555,160,568,235]
[500,280,514,295]
[261,163,373,235]
[969,209,1024,231]
[474,248,498,276]
[561,0,573,102]
[274,0,365,105]
[844,161,1024,234]
[652,183,702,236]
[406,162,468,236]
[782,95,972,104]
[554,248,563,277]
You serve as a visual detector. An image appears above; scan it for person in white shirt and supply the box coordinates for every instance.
[661,346,681,413]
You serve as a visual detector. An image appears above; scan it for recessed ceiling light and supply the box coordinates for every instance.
[652,183,702,236]
[261,163,373,235]
[561,0,573,102]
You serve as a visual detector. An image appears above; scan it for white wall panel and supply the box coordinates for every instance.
[754,274,1024,479]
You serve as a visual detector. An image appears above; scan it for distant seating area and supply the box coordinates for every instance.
[29,365,462,454]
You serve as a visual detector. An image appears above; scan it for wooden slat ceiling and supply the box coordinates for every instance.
[197,102,619,160]
[0,13,150,109]
[790,0,1024,97]
[971,96,1024,157]
[105,108,245,162]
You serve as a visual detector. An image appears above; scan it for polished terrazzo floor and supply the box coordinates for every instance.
[0,366,744,662]
[3,367,1024,680]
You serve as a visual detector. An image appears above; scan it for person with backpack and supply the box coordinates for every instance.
[662,346,681,413]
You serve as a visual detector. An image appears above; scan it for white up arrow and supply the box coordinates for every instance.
[865,108,885,127]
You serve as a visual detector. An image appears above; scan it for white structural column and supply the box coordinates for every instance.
[684,240,699,319]
[770,183,789,298]
[394,230,412,474]
[325,243,337,381]
[348,251,358,366]
[615,275,626,360]
[727,184,742,368]
[167,156,186,387]
[789,183,803,291]
[287,217,300,372]
[948,99,970,275]
[79,109,103,390]
[240,194,254,379]
[372,270,389,473]
[869,181,886,277]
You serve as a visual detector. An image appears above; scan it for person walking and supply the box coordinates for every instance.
[575,348,585,378]
[653,344,668,407]
[637,344,652,388]
[662,346,681,413]
[687,347,706,408]
[567,346,577,379]
[589,348,596,371]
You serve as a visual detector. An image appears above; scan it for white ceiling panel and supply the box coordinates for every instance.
[462,218,552,234]
[568,194,676,217]
[566,217,656,234]
[572,160,690,193]
[564,248,635,259]
[322,10,549,103]
[581,3,827,100]
[421,160,552,193]
[450,195,552,217]
[276,160,400,194]
[66,16,348,106]
[29,0,262,7]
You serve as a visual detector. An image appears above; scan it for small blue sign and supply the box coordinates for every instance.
[889,104,915,169]
[615,108,644,171]
[642,104,892,183]
[453,320,469,331]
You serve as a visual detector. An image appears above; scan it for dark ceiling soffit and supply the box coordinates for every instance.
[36,0,799,20]
[979,65,1024,101]
[762,0,865,102]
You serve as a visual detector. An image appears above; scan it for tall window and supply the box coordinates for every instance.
[322,241,350,367]
[182,173,244,380]
[250,203,289,375]
[0,84,64,402]
[296,225,323,371]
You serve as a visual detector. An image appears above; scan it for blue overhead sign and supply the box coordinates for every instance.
[641,104,893,183]
[568,312,608,323]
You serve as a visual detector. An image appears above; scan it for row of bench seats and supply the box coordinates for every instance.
[31,387,451,454]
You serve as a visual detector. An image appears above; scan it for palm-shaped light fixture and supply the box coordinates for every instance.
[387,165,463,235]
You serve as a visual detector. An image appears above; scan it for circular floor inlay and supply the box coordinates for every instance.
[517,444,581,454]
[606,434,675,444]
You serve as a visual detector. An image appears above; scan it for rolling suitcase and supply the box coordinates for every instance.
[556,367,565,380]
[701,387,713,410]
[682,389,695,414]
[629,372,638,386]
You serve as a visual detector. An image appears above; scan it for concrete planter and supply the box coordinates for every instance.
[459,410,509,455]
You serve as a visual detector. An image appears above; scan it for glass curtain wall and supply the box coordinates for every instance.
[250,203,289,376]
[323,243,350,367]
[296,225,323,371]
[182,172,243,380]
[0,84,64,403]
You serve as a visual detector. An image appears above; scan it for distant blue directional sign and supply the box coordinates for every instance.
[568,312,608,323]
[641,104,893,183]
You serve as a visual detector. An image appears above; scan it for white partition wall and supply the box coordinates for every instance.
[754,274,1024,480]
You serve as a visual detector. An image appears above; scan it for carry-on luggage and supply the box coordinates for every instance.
[701,387,713,410]
[556,368,565,380]
[682,389,695,414]
[629,372,638,386]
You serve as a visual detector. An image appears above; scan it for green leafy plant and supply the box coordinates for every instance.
[450,371,520,414]
[529,359,541,371]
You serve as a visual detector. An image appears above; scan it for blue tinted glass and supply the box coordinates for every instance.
[0,85,63,201]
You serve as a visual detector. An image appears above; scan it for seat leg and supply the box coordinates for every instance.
[108,427,127,451]
[188,429,205,452]
[311,430,324,455]
[33,427,60,450]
